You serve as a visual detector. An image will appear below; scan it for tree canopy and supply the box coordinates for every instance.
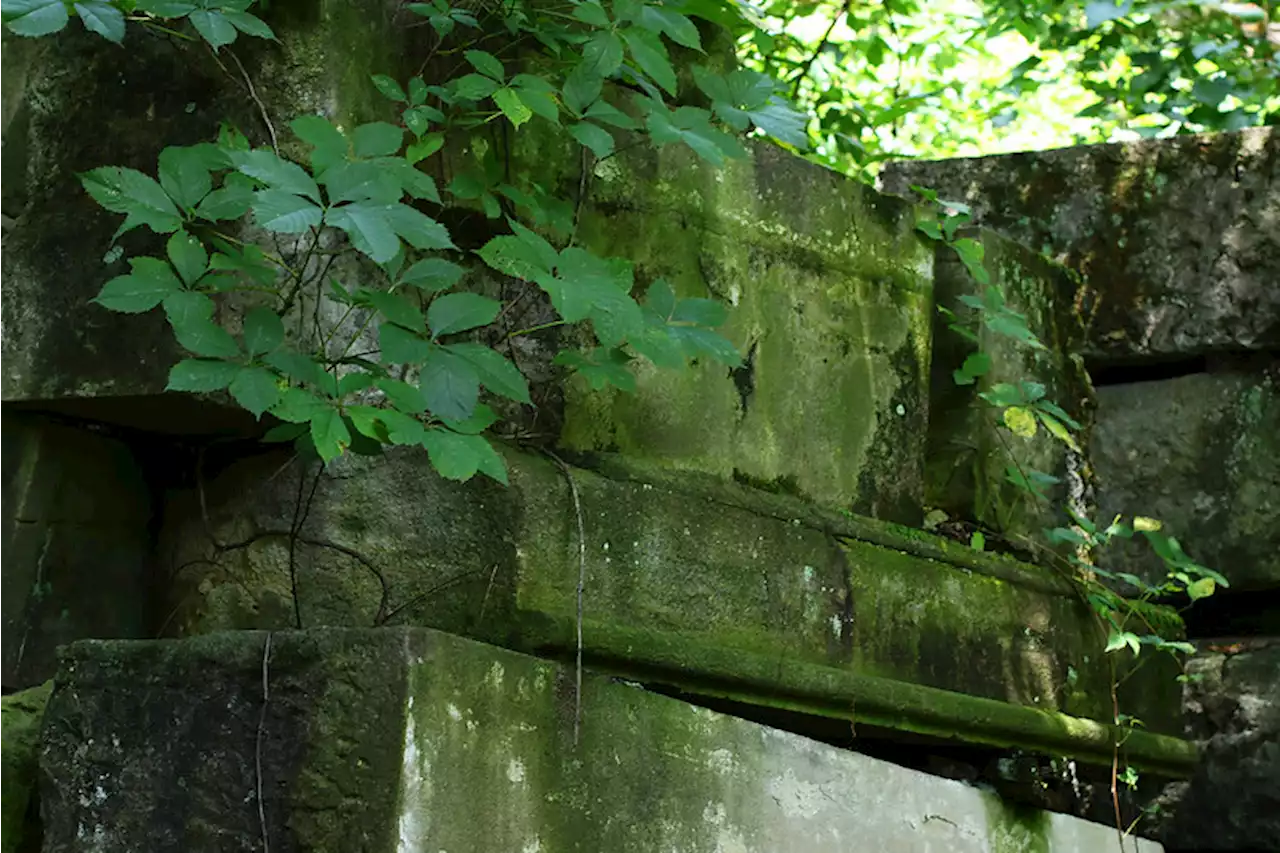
[728,0,1278,175]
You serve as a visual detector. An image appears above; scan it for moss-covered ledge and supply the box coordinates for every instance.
[518,618,1197,778]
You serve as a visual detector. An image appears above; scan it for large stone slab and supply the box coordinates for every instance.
[1092,362,1280,591]
[880,127,1279,362]
[0,0,415,402]
[1,411,153,688]
[926,228,1090,548]
[158,442,1192,765]
[40,627,1165,853]
[538,133,934,522]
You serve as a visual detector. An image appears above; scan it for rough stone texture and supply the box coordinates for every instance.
[157,443,1192,760]
[41,628,1165,853]
[543,133,935,523]
[0,0,417,403]
[926,229,1090,547]
[1092,361,1280,591]
[1,680,52,853]
[1152,640,1280,851]
[0,411,153,688]
[880,127,1279,362]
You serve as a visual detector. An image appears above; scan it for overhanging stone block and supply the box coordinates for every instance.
[40,628,1166,853]
[161,444,1191,768]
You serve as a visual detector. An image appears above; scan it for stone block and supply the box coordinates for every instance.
[40,628,1166,853]
[1092,362,1280,591]
[926,228,1090,547]
[1,411,153,688]
[880,127,1279,361]
[552,136,934,523]
[157,443,1193,762]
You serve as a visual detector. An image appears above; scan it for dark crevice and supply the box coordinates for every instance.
[1178,586,1280,640]
[1087,348,1280,386]
[1087,354,1210,386]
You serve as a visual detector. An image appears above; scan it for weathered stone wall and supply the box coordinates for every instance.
[1,411,153,687]
[880,127,1279,362]
[38,628,1165,853]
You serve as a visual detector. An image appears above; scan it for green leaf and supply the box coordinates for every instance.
[166,358,240,392]
[223,10,274,39]
[230,149,322,202]
[310,407,351,462]
[81,167,183,236]
[667,324,740,366]
[623,30,676,94]
[375,378,428,414]
[73,2,123,42]
[5,0,70,37]
[352,122,404,158]
[325,202,399,263]
[379,323,434,364]
[372,74,408,102]
[270,387,327,423]
[454,74,500,101]
[94,256,182,313]
[1186,577,1215,600]
[478,234,554,281]
[421,347,479,420]
[290,115,350,173]
[637,6,700,50]
[229,366,281,418]
[406,133,445,165]
[464,49,505,81]
[555,347,635,392]
[428,292,501,337]
[970,530,986,551]
[583,31,624,76]
[262,422,308,443]
[1003,406,1038,438]
[493,88,534,129]
[953,351,991,385]
[189,9,237,47]
[210,242,278,286]
[252,190,323,233]
[364,290,426,333]
[164,291,240,358]
[402,257,464,292]
[546,247,642,346]
[243,306,284,357]
[572,1,610,28]
[158,145,216,209]
[671,295,727,327]
[383,204,455,251]
[195,183,254,221]
[321,160,400,206]
[562,64,603,116]
[408,77,429,106]
[584,100,639,129]
[442,402,498,435]
[421,428,506,483]
[448,342,531,404]
[569,122,615,157]
[167,230,208,285]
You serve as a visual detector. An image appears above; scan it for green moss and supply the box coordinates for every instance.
[983,792,1050,853]
[2,681,53,853]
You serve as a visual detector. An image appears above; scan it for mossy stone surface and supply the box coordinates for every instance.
[1,680,53,853]
[545,135,935,523]
[881,126,1279,361]
[39,628,1169,852]
[1093,361,1280,591]
[163,443,1187,750]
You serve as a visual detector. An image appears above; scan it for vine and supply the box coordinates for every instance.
[913,187,1227,844]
